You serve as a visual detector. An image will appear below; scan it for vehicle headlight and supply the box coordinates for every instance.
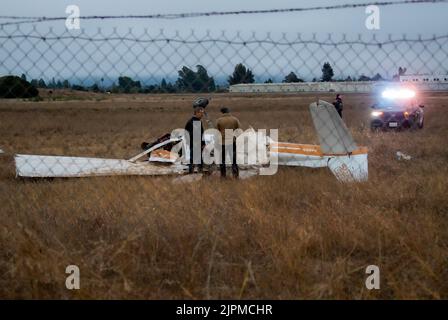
[381,89,416,99]
[371,111,383,117]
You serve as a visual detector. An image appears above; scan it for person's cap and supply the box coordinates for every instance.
[193,97,209,108]
[220,107,230,113]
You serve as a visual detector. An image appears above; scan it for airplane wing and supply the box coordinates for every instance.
[15,154,186,178]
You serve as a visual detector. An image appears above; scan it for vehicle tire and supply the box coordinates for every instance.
[418,114,424,129]
[370,121,383,132]
[370,124,380,132]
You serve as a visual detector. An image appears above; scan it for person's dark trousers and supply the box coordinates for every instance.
[188,162,203,174]
[188,143,203,174]
[338,110,343,118]
[220,141,239,178]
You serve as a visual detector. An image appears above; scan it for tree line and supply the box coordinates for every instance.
[2,62,401,98]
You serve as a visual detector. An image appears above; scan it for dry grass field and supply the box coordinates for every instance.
[0,92,447,299]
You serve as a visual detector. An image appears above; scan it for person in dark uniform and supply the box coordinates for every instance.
[184,97,208,173]
[333,94,343,118]
[216,107,241,178]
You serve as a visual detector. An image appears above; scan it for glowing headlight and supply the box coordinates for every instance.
[371,111,383,117]
[382,89,416,99]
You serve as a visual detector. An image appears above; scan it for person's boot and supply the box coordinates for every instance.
[220,164,226,178]
[232,165,239,179]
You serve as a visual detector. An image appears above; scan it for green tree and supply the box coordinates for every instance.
[196,65,216,92]
[62,80,70,89]
[228,63,255,85]
[0,75,39,98]
[176,65,215,92]
[371,73,384,81]
[176,66,196,92]
[72,84,86,91]
[321,62,334,82]
[48,77,57,89]
[264,78,273,83]
[283,72,304,83]
[38,79,47,88]
[160,78,168,92]
[144,85,157,94]
[118,76,141,93]
[90,83,100,92]
[358,75,371,81]
[165,82,177,93]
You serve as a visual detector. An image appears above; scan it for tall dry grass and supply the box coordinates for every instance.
[0,92,447,299]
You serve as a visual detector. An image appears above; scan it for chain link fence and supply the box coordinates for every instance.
[1,24,446,181]
[1,26,448,93]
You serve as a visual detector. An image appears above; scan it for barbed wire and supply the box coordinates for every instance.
[1,0,447,26]
[0,34,448,47]
[1,32,447,46]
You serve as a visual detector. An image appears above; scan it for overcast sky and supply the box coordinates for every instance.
[1,0,447,84]
[2,0,448,35]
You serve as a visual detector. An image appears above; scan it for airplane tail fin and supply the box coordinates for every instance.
[309,100,368,182]
[309,100,357,154]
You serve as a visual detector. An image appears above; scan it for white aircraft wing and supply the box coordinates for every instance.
[15,154,186,178]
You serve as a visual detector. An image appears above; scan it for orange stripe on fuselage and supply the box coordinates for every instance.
[270,143,368,156]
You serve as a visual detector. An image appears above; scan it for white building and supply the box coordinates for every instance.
[400,75,448,83]
[229,81,377,93]
[399,75,448,91]
[229,78,448,94]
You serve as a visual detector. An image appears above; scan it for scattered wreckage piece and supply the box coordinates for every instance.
[396,151,412,161]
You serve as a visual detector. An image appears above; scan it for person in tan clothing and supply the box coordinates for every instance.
[216,107,241,178]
